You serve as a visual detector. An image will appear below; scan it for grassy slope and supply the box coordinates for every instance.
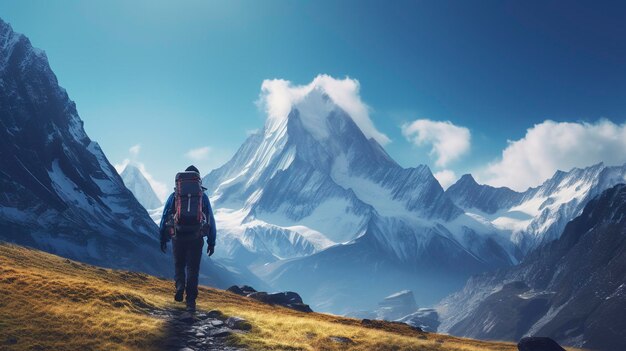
[0,243,555,351]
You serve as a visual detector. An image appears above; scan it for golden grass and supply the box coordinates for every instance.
[0,243,581,351]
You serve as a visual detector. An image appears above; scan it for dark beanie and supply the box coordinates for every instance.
[185,165,200,174]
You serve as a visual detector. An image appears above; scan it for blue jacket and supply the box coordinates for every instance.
[159,192,216,246]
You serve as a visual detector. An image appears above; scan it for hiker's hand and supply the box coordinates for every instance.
[207,245,214,257]
[160,241,167,254]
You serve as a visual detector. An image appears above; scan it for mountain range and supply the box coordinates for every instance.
[438,183,626,350]
[201,82,626,313]
[0,17,264,290]
[2,15,625,350]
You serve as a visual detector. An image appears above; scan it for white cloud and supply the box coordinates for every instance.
[129,144,141,157]
[401,119,471,167]
[434,169,458,190]
[477,119,626,191]
[258,74,390,145]
[185,146,212,161]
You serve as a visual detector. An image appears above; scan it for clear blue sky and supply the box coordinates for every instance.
[1,0,625,195]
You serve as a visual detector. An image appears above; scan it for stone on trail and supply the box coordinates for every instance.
[329,336,354,344]
[225,316,252,331]
[209,327,233,337]
[517,337,566,351]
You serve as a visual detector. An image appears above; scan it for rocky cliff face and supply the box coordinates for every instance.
[439,184,626,351]
[0,18,259,289]
[0,18,167,274]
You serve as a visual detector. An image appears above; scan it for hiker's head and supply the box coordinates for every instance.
[185,165,200,174]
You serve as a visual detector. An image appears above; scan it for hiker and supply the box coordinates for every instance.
[159,165,216,312]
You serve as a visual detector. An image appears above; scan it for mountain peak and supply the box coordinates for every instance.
[457,174,478,186]
[120,164,162,210]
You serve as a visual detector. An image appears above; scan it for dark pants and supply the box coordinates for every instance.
[172,236,204,302]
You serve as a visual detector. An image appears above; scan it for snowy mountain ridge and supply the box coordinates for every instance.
[204,88,510,265]
[447,162,626,253]
[119,163,163,211]
[438,183,626,351]
[0,17,262,289]
[0,17,165,274]
[201,85,522,311]
[200,79,626,312]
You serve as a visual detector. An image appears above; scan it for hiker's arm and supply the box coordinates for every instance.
[203,193,216,247]
[159,193,174,243]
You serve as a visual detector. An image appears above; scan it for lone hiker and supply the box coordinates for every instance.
[159,165,216,312]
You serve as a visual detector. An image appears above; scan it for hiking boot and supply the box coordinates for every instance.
[186,300,196,312]
[174,290,184,302]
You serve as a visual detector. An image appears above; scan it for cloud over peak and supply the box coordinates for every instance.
[258,74,390,145]
[477,119,626,191]
[401,119,471,167]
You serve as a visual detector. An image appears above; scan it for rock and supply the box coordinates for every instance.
[207,310,225,320]
[226,316,252,331]
[517,337,566,351]
[329,336,353,344]
[247,291,313,312]
[177,312,196,323]
[226,285,257,296]
[287,302,313,313]
[247,291,269,302]
[211,320,225,327]
[196,312,210,320]
[178,348,194,351]
[361,318,423,333]
[267,291,304,304]
[209,328,232,337]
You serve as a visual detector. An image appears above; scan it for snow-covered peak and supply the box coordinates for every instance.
[449,161,626,252]
[259,75,390,145]
[0,18,48,73]
[265,86,336,142]
[120,163,162,210]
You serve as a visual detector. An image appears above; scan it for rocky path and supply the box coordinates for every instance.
[151,308,249,351]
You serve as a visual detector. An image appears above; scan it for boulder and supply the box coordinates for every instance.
[226,285,257,296]
[247,291,313,313]
[286,302,313,313]
[209,328,232,337]
[176,312,196,323]
[247,291,270,302]
[517,337,566,351]
[206,309,226,320]
[226,316,252,331]
[329,336,354,344]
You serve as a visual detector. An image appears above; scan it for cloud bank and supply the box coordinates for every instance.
[477,119,626,191]
[185,146,212,161]
[258,75,390,145]
[401,119,471,167]
[129,144,141,157]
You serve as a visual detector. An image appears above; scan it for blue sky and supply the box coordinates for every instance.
[1,0,625,196]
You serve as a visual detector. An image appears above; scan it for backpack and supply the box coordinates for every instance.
[172,171,206,237]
